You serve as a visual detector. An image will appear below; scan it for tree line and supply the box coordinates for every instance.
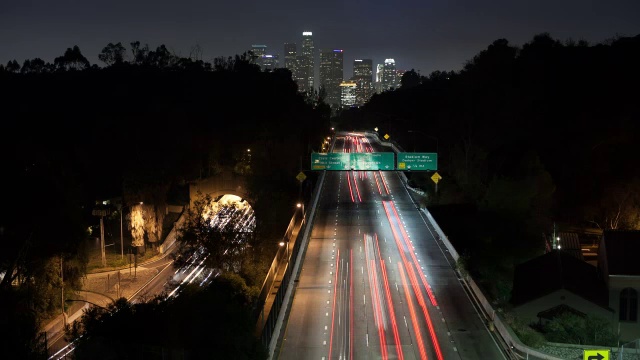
[0,41,328,358]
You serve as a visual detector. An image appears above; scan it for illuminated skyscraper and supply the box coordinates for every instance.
[319,49,344,108]
[299,31,315,94]
[251,45,267,68]
[395,69,406,89]
[261,54,279,71]
[382,59,397,91]
[284,43,297,72]
[340,81,357,108]
[375,64,384,93]
[352,59,373,106]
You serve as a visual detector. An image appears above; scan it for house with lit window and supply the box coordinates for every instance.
[598,230,640,340]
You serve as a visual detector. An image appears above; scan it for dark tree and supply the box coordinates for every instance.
[98,42,126,66]
[400,68,421,89]
[54,45,90,71]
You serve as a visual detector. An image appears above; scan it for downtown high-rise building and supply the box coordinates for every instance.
[340,80,357,109]
[261,54,279,71]
[283,42,304,90]
[250,45,267,68]
[319,49,344,108]
[382,59,398,92]
[299,31,315,94]
[352,59,373,106]
[395,69,406,88]
[284,43,297,73]
[375,64,384,93]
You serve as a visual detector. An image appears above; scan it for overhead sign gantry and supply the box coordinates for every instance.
[311,152,438,171]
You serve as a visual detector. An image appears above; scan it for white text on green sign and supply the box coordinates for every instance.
[311,153,395,170]
[397,152,438,171]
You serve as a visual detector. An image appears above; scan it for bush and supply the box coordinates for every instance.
[504,312,546,348]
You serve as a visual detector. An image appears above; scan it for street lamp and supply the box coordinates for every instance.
[407,130,439,154]
[297,202,305,225]
[279,240,289,268]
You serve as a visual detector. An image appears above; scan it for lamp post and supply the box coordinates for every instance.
[279,240,289,268]
[407,130,439,154]
[297,202,305,225]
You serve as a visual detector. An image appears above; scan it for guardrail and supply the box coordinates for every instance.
[260,166,326,356]
[159,208,187,254]
[255,213,298,329]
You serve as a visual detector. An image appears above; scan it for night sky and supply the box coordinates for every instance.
[2,0,640,76]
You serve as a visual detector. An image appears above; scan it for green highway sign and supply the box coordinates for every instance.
[397,152,438,171]
[311,152,395,170]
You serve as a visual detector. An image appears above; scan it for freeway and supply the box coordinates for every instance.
[276,133,506,360]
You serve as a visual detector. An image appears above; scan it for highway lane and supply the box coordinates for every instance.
[277,132,505,360]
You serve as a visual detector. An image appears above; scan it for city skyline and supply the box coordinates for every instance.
[2,1,639,77]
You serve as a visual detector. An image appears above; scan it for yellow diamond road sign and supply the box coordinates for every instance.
[583,349,609,360]
[384,134,390,140]
[296,171,307,183]
[431,172,442,184]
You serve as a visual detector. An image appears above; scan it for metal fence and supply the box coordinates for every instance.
[617,339,640,360]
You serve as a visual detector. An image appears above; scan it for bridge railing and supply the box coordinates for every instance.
[255,214,298,321]
[258,168,326,353]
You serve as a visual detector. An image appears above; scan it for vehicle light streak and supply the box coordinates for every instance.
[168,255,208,298]
[388,202,438,307]
[350,249,354,360]
[352,171,363,202]
[407,263,444,360]
[373,172,383,194]
[369,259,388,359]
[383,201,444,360]
[374,234,404,360]
[364,235,388,359]
[329,249,340,359]
[347,172,355,203]
[379,171,390,194]
[398,263,428,360]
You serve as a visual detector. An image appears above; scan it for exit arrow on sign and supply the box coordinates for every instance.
[583,349,609,360]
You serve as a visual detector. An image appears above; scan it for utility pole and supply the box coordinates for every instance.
[61,255,65,326]
[100,216,106,267]
[120,206,124,260]
[92,207,111,268]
